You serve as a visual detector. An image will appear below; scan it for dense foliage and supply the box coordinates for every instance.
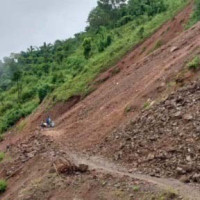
[0,180,7,193]
[187,0,200,27]
[87,0,167,30]
[0,0,188,134]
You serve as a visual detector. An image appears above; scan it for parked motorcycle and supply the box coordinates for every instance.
[41,121,55,128]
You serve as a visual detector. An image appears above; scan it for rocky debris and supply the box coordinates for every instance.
[0,133,53,178]
[53,158,88,174]
[170,46,179,52]
[78,164,89,172]
[1,133,88,179]
[100,81,200,183]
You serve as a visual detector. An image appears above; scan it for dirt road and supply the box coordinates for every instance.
[54,143,200,200]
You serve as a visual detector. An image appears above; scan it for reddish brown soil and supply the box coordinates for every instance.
[40,4,199,151]
[0,134,179,200]
[1,4,193,152]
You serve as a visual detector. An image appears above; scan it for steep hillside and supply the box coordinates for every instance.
[1,1,200,200]
[31,4,198,151]
[0,0,188,134]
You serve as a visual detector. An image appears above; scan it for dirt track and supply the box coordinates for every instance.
[68,151,200,200]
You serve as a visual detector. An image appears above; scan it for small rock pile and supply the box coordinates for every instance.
[103,81,200,183]
[52,158,88,175]
[0,133,53,178]
[12,133,53,162]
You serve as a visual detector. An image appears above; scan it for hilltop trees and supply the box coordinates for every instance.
[128,0,166,17]
[88,0,166,30]
[88,0,126,29]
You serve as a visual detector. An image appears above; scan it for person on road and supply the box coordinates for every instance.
[46,116,52,126]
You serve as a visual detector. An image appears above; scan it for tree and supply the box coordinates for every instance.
[0,89,4,106]
[88,0,127,29]
[128,0,166,17]
[38,84,51,103]
[83,38,92,59]
[12,70,22,103]
[98,0,126,10]
[137,26,145,39]
[88,7,111,29]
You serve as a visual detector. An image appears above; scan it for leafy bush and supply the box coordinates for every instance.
[0,101,13,113]
[0,180,7,193]
[117,15,133,27]
[187,56,200,70]
[0,152,5,162]
[21,88,36,102]
[187,0,200,28]
[65,56,86,75]
[98,35,112,52]
[0,135,4,142]
[137,26,145,38]
[83,38,92,59]
[0,101,38,133]
[51,72,65,84]
[38,84,52,103]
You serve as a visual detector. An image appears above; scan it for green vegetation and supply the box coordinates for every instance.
[0,152,5,162]
[187,56,200,70]
[0,0,188,134]
[0,135,4,142]
[143,101,151,110]
[187,0,200,28]
[157,190,178,200]
[0,180,7,193]
[124,105,132,113]
[148,39,164,54]
[132,185,140,192]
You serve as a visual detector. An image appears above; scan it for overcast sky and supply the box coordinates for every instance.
[0,0,97,59]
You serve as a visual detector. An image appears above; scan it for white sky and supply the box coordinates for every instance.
[0,0,97,59]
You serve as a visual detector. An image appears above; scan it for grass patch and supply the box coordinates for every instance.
[186,0,200,28]
[133,185,140,192]
[158,190,178,200]
[148,39,164,54]
[124,105,133,113]
[0,180,7,193]
[0,152,5,162]
[187,56,200,71]
[0,135,4,142]
[16,119,27,132]
[143,101,151,110]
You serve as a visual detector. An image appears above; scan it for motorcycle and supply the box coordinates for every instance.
[41,121,55,128]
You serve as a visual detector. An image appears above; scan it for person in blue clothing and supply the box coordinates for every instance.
[46,116,52,126]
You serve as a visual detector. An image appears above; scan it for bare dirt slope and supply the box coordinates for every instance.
[96,81,200,183]
[1,4,192,152]
[41,4,200,151]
